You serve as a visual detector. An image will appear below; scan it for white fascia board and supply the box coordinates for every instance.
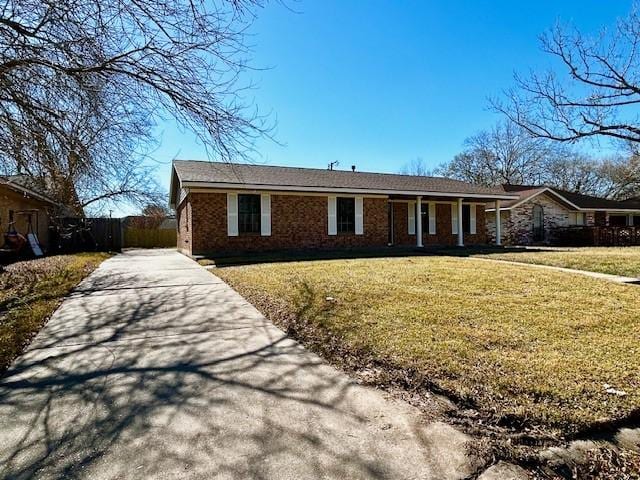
[181,181,519,200]
[508,188,582,211]
[486,187,581,212]
[593,208,640,213]
[169,163,185,209]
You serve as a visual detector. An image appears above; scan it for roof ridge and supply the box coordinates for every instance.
[172,159,477,184]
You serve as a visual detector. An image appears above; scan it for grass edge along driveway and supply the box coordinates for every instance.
[214,256,640,436]
[0,252,110,373]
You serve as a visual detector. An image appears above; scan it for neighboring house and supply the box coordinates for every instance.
[486,184,640,245]
[0,175,60,252]
[169,161,517,256]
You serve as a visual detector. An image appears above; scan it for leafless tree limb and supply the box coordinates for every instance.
[0,0,270,213]
[493,5,640,145]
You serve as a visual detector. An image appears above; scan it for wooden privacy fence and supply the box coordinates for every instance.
[51,217,123,252]
[123,228,177,248]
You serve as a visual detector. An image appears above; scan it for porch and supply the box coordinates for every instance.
[385,196,503,248]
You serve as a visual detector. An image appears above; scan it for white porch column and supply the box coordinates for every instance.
[495,200,502,246]
[628,214,634,226]
[457,197,464,247]
[416,196,423,247]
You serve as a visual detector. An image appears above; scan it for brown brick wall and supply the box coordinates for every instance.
[176,196,192,255]
[0,185,52,251]
[186,192,389,255]
[392,201,486,246]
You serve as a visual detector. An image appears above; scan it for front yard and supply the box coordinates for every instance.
[0,253,110,372]
[475,246,640,278]
[215,256,640,436]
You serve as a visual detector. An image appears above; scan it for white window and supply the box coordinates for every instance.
[228,192,271,237]
[569,212,585,226]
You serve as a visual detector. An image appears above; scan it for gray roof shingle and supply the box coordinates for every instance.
[172,160,514,199]
[493,184,640,210]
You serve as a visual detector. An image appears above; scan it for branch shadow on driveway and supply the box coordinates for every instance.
[0,251,470,480]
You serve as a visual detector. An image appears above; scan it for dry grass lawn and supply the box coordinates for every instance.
[476,246,640,278]
[0,253,110,372]
[215,256,640,434]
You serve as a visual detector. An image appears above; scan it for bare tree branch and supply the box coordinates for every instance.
[493,5,640,145]
[0,0,271,213]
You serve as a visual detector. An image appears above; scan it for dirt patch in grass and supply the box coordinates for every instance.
[214,256,640,438]
[0,253,110,372]
[476,247,640,278]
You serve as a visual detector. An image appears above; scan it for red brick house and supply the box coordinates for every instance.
[169,161,517,256]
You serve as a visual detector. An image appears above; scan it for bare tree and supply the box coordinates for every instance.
[432,120,637,198]
[435,121,550,186]
[494,5,640,145]
[540,152,607,195]
[597,152,640,199]
[0,0,269,212]
[399,157,433,176]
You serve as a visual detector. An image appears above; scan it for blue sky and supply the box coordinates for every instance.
[146,0,633,214]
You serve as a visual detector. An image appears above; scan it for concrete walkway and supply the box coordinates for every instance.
[0,249,480,480]
[471,257,640,285]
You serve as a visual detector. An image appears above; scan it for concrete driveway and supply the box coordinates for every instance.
[0,249,479,479]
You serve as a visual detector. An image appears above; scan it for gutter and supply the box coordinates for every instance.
[178,181,520,201]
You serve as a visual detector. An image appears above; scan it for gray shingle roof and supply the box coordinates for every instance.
[172,160,514,200]
[496,184,640,211]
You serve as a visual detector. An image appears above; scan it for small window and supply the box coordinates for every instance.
[337,197,355,234]
[576,212,585,226]
[462,204,471,234]
[238,194,261,234]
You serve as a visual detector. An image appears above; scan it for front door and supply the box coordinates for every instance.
[532,204,544,242]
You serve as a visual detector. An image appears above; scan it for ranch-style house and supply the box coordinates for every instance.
[169,161,517,256]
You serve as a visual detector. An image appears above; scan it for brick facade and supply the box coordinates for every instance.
[0,184,52,251]
[391,201,487,247]
[183,192,389,255]
[177,191,491,256]
[486,192,596,245]
[176,198,192,255]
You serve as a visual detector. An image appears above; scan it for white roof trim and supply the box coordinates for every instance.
[179,181,519,200]
[498,187,581,211]
[486,187,640,213]
[593,208,640,213]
